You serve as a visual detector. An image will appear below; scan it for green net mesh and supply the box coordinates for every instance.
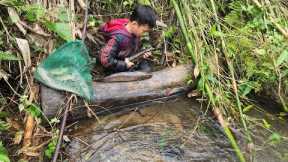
[34,40,95,100]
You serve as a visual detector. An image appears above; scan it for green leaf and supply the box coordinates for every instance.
[25,104,41,118]
[197,77,205,91]
[123,0,134,7]
[164,26,176,39]
[45,138,57,159]
[0,120,9,131]
[243,105,254,113]
[239,82,253,97]
[209,25,224,38]
[0,51,20,61]
[276,50,288,67]
[255,49,266,56]
[137,0,151,5]
[0,97,7,107]
[0,141,10,162]
[262,119,271,129]
[0,111,9,118]
[22,4,45,22]
[0,154,10,162]
[45,22,73,41]
[57,7,70,22]
[0,0,23,6]
[187,79,193,85]
[49,118,60,125]
[268,132,282,144]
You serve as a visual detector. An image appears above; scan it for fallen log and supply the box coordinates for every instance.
[40,64,194,120]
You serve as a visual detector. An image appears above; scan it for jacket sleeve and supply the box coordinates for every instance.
[99,35,127,72]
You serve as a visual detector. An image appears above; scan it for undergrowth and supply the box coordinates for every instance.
[0,0,287,161]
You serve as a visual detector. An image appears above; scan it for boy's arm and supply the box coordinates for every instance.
[99,35,127,71]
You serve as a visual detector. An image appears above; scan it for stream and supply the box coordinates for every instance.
[66,97,288,162]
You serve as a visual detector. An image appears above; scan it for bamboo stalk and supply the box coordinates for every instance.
[205,84,246,162]
[209,0,252,143]
[171,0,247,161]
[171,0,195,64]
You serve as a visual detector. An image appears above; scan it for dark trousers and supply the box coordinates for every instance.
[130,60,152,72]
[106,60,152,74]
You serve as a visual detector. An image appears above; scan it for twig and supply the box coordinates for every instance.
[0,16,13,42]
[19,21,51,37]
[277,73,288,111]
[84,101,101,123]
[160,34,167,65]
[251,0,261,8]
[70,0,76,40]
[77,0,86,9]
[89,12,131,17]
[52,96,74,162]
[3,79,21,97]
[81,0,88,41]
[117,107,139,130]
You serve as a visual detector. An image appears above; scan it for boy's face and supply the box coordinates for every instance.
[131,21,151,37]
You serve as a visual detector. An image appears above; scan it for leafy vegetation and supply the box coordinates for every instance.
[44,137,58,159]
[170,0,288,161]
[0,0,287,161]
[0,141,10,162]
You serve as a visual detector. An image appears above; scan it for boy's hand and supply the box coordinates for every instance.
[143,51,152,59]
[125,58,134,68]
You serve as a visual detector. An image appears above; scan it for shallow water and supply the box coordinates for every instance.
[67,97,288,162]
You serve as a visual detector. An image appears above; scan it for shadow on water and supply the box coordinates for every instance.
[66,97,288,162]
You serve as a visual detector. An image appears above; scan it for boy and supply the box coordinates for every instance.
[98,5,157,73]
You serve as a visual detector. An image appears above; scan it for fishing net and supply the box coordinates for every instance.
[34,40,95,100]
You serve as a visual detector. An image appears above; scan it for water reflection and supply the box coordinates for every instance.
[68,98,236,162]
[67,97,288,162]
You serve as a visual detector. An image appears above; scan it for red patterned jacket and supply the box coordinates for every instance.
[99,18,140,72]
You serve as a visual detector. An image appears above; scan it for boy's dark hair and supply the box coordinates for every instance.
[130,5,157,28]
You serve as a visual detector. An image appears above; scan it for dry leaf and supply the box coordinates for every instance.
[172,61,177,67]
[32,24,51,37]
[0,69,9,80]
[6,117,22,130]
[27,34,46,49]
[77,0,87,9]
[19,146,40,157]
[193,64,200,78]
[14,131,24,144]
[7,7,26,35]
[16,38,31,67]
[63,135,70,142]
[20,21,51,37]
[187,90,201,98]
[47,39,54,54]
[156,20,167,28]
